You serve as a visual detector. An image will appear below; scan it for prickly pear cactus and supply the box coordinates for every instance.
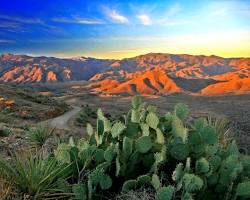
[156,186,175,200]
[131,95,141,109]
[146,112,159,130]
[135,136,152,153]
[50,95,250,200]
[111,122,126,138]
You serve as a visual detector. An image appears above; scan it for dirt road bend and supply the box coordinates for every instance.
[49,106,81,130]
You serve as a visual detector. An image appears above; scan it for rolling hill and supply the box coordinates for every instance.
[0,53,249,96]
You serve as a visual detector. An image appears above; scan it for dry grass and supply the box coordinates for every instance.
[115,189,155,200]
[0,176,13,199]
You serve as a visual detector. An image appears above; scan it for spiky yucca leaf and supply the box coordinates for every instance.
[174,103,189,120]
[0,153,71,198]
[26,124,54,147]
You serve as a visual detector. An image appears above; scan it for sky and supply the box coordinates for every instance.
[0,0,250,59]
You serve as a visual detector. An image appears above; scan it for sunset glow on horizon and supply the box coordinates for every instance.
[0,0,250,58]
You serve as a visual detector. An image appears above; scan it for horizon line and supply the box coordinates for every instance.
[1,51,250,60]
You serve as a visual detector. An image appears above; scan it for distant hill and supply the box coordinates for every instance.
[0,53,249,96]
[0,84,69,125]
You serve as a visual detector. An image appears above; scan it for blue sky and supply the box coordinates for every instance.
[0,0,249,58]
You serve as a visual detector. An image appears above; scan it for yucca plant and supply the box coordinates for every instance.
[0,153,72,199]
[207,116,231,146]
[26,124,54,147]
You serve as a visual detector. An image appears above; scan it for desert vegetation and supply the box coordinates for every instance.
[0,84,69,126]
[76,105,97,126]
[0,96,249,200]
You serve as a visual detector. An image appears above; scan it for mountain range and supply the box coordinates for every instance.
[0,53,249,96]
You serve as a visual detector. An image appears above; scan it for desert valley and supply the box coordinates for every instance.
[1,0,250,199]
[1,52,250,199]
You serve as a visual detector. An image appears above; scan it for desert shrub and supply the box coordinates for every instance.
[76,105,97,126]
[56,100,69,110]
[1,106,12,114]
[0,128,12,137]
[53,96,250,200]
[24,93,69,111]
[26,124,54,147]
[29,93,51,104]
[0,153,72,199]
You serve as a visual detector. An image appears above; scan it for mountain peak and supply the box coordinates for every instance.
[66,56,89,61]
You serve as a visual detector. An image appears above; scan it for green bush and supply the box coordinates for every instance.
[76,105,97,126]
[26,124,54,147]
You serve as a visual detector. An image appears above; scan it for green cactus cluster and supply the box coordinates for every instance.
[53,96,250,200]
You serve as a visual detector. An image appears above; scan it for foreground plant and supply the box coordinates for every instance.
[53,96,250,200]
[0,176,13,199]
[0,127,12,137]
[0,153,72,199]
[26,124,54,147]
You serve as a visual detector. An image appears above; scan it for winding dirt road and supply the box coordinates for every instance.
[49,106,81,130]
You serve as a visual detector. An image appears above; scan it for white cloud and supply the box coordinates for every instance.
[0,39,15,43]
[0,15,44,24]
[0,21,20,29]
[103,7,129,23]
[137,14,152,25]
[52,17,103,24]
